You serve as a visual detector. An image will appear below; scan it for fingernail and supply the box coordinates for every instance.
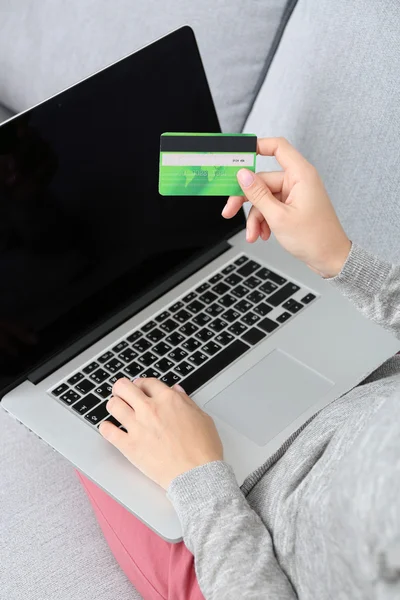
[237,169,254,188]
[221,203,228,216]
[174,384,186,393]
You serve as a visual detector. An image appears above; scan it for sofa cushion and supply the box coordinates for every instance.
[0,0,290,132]
[0,103,13,124]
[244,0,400,262]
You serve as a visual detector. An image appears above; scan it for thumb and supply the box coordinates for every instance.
[237,168,282,221]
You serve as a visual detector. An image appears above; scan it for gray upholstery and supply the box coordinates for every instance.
[0,0,289,132]
[2,0,400,598]
[244,0,400,262]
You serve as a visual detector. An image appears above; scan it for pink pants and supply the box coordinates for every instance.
[77,472,204,600]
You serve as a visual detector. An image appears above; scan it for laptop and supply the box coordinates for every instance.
[1,26,398,542]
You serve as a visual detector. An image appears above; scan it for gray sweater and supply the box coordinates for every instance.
[167,243,400,600]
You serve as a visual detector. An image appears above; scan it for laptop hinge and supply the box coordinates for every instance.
[28,240,232,385]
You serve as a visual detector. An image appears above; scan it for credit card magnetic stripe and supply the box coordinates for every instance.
[160,133,257,153]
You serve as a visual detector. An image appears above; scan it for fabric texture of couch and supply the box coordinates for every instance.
[1,0,399,598]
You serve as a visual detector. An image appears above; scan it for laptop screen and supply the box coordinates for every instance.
[0,27,245,396]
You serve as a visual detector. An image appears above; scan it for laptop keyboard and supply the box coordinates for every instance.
[49,254,317,430]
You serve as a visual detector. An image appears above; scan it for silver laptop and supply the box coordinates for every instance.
[2,27,398,542]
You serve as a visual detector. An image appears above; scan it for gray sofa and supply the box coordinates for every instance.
[1,1,399,598]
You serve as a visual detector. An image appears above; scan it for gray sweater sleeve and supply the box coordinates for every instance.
[167,460,296,599]
[167,242,400,599]
[328,242,400,338]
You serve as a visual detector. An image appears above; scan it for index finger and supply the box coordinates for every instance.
[257,137,310,172]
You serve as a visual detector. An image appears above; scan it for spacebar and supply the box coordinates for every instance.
[180,339,249,395]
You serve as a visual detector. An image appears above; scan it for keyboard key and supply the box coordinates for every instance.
[170,301,184,313]
[205,303,224,317]
[183,292,197,303]
[268,283,300,307]
[104,358,124,373]
[141,368,160,378]
[243,275,261,289]
[242,327,266,345]
[282,299,303,314]
[168,347,188,362]
[98,351,113,364]
[187,300,205,314]
[218,294,236,308]
[152,341,171,356]
[209,273,223,284]
[60,389,81,405]
[132,338,152,353]
[199,291,218,305]
[254,267,271,280]
[85,400,109,425]
[221,309,240,323]
[247,290,265,304]
[112,341,128,353]
[94,382,113,399]
[67,373,84,386]
[165,332,185,346]
[228,322,248,335]
[103,415,121,428]
[195,282,210,293]
[231,284,249,298]
[124,362,143,377]
[196,328,215,342]
[260,281,278,295]
[109,372,126,384]
[138,352,157,367]
[181,340,249,395]
[160,319,179,333]
[258,317,280,333]
[156,311,171,323]
[179,323,198,336]
[234,255,248,266]
[254,302,273,317]
[212,282,230,295]
[52,383,68,396]
[147,328,165,343]
[237,260,260,277]
[154,357,174,373]
[242,312,261,326]
[266,270,287,285]
[193,312,212,326]
[161,371,181,386]
[235,299,253,314]
[188,351,209,366]
[174,361,195,376]
[277,312,292,323]
[127,331,142,343]
[222,264,236,275]
[202,341,221,356]
[175,309,192,323]
[215,331,235,346]
[75,379,96,394]
[90,368,110,384]
[208,318,227,332]
[142,320,156,333]
[182,337,201,352]
[83,361,99,375]
[301,293,316,304]
[225,273,242,286]
[72,393,99,415]
[118,348,138,363]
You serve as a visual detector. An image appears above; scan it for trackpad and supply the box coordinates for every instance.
[205,349,333,446]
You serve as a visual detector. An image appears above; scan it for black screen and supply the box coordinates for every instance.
[0,27,244,396]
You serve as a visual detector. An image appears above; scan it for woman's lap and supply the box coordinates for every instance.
[76,471,204,600]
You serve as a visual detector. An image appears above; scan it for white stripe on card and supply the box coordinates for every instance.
[161,153,254,167]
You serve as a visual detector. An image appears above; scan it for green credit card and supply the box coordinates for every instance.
[159,132,257,196]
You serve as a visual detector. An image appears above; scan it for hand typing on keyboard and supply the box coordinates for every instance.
[222,137,351,279]
[99,377,223,490]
